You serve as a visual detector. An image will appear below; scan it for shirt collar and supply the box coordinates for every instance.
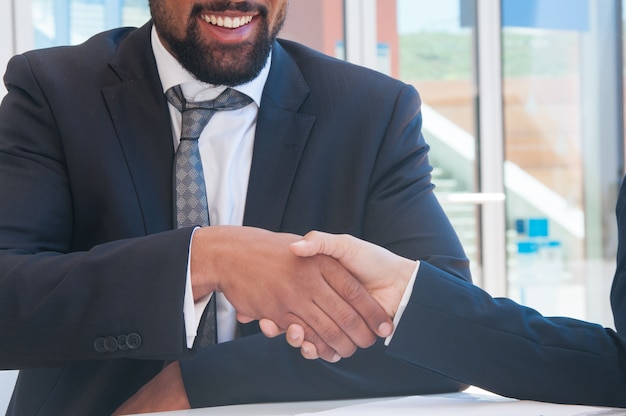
[151,25,269,106]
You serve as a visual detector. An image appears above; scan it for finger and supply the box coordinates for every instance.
[300,341,321,360]
[290,231,353,260]
[258,318,283,338]
[285,324,305,347]
[319,259,392,340]
[236,312,256,324]
[289,230,330,257]
[285,315,342,362]
[289,240,320,257]
[296,304,358,359]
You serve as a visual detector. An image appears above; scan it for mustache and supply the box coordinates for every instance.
[191,1,267,15]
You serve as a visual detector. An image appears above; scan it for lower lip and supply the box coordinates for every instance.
[198,16,258,44]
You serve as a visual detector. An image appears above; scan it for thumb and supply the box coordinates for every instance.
[258,319,283,338]
[289,231,330,257]
[236,312,255,324]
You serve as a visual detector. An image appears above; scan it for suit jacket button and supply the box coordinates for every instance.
[117,335,129,350]
[94,337,107,353]
[126,333,142,350]
[104,336,118,352]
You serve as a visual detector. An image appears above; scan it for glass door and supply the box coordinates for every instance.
[502,0,622,326]
[378,0,493,286]
[365,0,623,327]
[31,0,149,47]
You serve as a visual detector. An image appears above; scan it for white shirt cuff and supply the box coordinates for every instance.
[183,227,212,349]
[384,261,419,346]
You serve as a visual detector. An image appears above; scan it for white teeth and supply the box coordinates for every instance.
[202,14,253,28]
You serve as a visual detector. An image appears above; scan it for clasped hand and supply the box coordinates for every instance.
[253,231,417,361]
[191,226,394,362]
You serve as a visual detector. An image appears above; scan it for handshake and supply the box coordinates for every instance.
[253,231,417,362]
[193,227,418,363]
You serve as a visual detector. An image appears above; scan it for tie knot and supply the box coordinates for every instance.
[166,85,252,113]
[166,85,253,140]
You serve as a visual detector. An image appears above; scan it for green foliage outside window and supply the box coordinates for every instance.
[399,31,579,81]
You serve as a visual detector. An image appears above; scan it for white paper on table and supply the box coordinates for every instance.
[295,392,626,416]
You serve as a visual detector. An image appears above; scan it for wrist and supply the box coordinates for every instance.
[189,227,223,300]
[389,259,419,318]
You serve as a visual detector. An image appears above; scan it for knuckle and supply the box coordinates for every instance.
[359,301,382,320]
[338,309,361,331]
[302,330,332,358]
[314,343,332,359]
[305,312,322,328]
[340,277,364,302]
[307,230,321,240]
[335,343,357,359]
[345,344,357,357]
[320,325,342,343]
[359,333,377,349]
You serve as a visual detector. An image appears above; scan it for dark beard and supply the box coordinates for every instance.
[165,19,273,86]
[152,1,284,86]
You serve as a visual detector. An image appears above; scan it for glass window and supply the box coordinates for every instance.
[392,0,482,281]
[32,0,150,48]
[504,0,621,327]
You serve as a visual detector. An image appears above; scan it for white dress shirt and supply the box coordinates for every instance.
[151,27,270,348]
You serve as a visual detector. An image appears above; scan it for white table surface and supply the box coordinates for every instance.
[134,387,625,416]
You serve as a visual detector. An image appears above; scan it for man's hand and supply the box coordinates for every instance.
[113,362,189,415]
[290,231,416,318]
[190,226,393,362]
[258,231,417,360]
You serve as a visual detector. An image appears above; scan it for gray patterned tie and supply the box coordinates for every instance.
[166,84,252,347]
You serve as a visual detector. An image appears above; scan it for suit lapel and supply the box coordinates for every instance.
[100,32,315,234]
[102,23,175,234]
[243,41,315,231]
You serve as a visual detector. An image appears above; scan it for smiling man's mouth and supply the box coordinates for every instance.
[201,14,255,28]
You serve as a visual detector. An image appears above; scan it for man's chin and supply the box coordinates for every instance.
[187,64,260,86]
[184,46,269,86]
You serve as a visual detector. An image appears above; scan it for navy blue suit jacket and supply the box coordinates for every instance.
[386,181,626,408]
[0,23,470,414]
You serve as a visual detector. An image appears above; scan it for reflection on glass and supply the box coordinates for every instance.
[503,1,618,326]
[32,0,150,48]
[32,0,56,45]
[393,0,480,276]
[503,29,582,211]
[503,24,584,317]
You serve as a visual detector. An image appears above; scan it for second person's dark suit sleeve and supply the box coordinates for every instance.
[386,261,626,408]
[612,178,626,336]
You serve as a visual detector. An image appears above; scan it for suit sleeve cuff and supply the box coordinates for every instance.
[183,227,212,349]
[385,260,419,346]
